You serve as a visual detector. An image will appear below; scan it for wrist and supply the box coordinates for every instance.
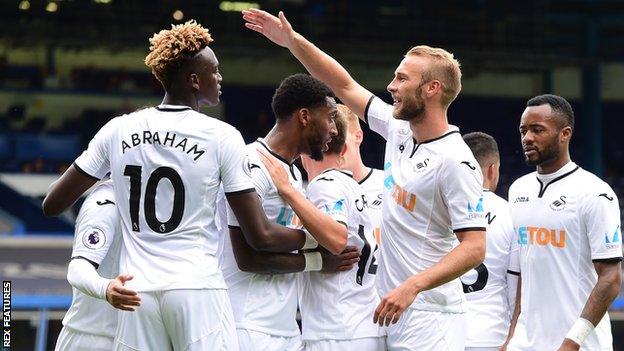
[406,275,425,295]
[565,318,593,347]
[303,251,322,272]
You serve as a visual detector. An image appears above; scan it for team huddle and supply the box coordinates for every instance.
[42,8,622,351]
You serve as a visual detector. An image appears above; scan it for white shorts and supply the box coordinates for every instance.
[465,348,499,351]
[237,329,303,351]
[385,309,466,351]
[55,327,114,351]
[304,337,386,351]
[114,289,238,351]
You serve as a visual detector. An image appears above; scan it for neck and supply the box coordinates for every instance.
[305,155,340,180]
[161,91,199,111]
[264,122,302,163]
[349,155,370,183]
[537,153,572,175]
[409,105,449,142]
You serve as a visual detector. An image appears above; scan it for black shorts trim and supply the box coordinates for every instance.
[454,227,486,233]
[228,225,241,230]
[73,163,100,181]
[363,95,375,124]
[592,257,623,263]
[71,256,100,270]
[224,188,256,196]
[507,270,520,276]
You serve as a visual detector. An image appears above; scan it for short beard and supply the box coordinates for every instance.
[306,122,326,162]
[393,85,426,122]
[394,103,425,123]
[524,140,560,167]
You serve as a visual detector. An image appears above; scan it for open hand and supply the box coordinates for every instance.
[257,148,294,197]
[320,245,360,273]
[242,9,296,48]
[373,279,418,326]
[105,274,141,311]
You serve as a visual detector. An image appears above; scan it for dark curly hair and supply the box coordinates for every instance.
[145,20,213,89]
[271,74,334,120]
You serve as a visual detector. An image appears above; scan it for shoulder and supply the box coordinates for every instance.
[574,168,618,204]
[509,173,536,192]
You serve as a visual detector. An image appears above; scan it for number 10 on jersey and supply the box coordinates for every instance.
[124,165,185,234]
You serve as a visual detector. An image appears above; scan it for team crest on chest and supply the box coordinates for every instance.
[549,195,567,211]
[412,158,431,173]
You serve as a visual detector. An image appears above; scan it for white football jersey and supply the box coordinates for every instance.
[462,190,518,347]
[299,169,383,341]
[359,168,384,245]
[222,139,303,337]
[365,96,486,313]
[62,180,122,338]
[74,105,254,291]
[508,162,622,351]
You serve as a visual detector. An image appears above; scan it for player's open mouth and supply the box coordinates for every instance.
[392,97,401,106]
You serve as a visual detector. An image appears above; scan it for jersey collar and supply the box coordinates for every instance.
[255,138,299,181]
[535,161,579,198]
[156,104,192,112]
[321,168,353,178]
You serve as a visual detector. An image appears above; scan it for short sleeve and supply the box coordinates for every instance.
[74,118,118,180]
[580,188,623,261]
[365,96,394,140]
[225,147,275,228]
[71,183,120,265]
[307,175,349,225]
[441,158,486,231]
[219,127,255,194]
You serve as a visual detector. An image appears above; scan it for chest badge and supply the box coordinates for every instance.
[549,195,567,211]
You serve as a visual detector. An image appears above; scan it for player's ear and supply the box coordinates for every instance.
[298,108,310,127]
[560,126,572,143]
[354,130,363,145]
[340,143,348,157]
[426,80,442,99]
[189,73,200,91]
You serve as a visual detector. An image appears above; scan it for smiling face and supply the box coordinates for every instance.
[189,47,222,107]
[386,55,430,122]
[519,104,570,167]
[303,97,338,161]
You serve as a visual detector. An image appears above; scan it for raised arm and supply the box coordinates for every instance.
[243,9,373,120]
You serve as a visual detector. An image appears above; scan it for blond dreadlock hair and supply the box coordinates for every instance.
[145,20,213,89]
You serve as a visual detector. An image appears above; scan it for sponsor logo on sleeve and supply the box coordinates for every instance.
[467,197,485,219]
[82,228,106,250]
[605,225,621,249]
[514,196,530,203]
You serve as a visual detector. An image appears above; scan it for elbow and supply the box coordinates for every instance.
[471,240,486,268]
[42,196,61,217]
[246,235,272,251]
[236,259,255,273]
